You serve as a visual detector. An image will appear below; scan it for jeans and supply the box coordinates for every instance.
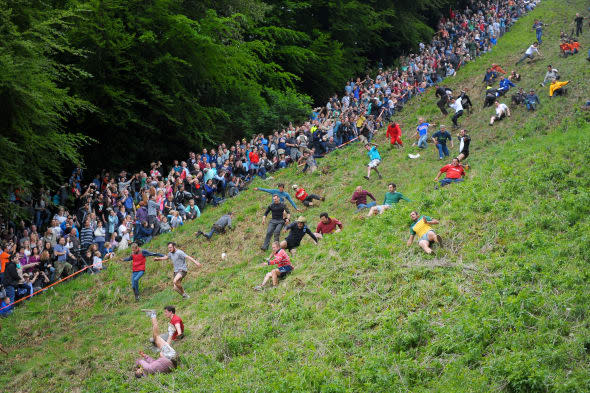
[526,101,537,111]
[516,53,533,65]
[417,135,428,149]
[440,178,464,187]
[131,270,145,292]
[262,219,284,250]
[355,201,376,212]
[436,144,450,159]
[4,285,15,313]
[536,31,542,44]
[452,110,463,126]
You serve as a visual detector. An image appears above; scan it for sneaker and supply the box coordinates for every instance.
[436,235,443,248]
[260,246,267,251]
[141,309,157,318]
[135,294,140,302]
[253,285,263,291]
[195,231,203,238]
[540,82,544,87]
[434,185,439,190]
[363,176,370,180]
[182,293,190,299]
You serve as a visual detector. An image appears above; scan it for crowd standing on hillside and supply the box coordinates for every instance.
[5,0,584,375]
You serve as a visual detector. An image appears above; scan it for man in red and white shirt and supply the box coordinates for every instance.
[254,241,293,291]
[314,212,343,239]
[292,184,324,207]
[434,158,465,187]
[163,306,184,344]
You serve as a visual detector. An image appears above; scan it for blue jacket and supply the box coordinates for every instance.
[256,188,298,209]
[499,78,516,91]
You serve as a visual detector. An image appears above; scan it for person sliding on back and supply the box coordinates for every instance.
[292,185,324,208]
[254,241,294,291]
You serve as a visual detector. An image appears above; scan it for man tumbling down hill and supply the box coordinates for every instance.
[407,211,443,255]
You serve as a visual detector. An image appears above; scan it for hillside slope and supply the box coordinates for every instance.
[3,1,590,392]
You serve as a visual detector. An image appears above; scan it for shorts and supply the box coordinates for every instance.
[278,265,293,278]
[174,270,187,279]
[459,150,469,159]
[161,343,177,361]
[368,159,381,168]
[375,204,390,214]
[494,113,506,121]
[419,230,435,243]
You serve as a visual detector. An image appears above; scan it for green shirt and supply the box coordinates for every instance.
[384,192,410,205]
[410,215,431,235]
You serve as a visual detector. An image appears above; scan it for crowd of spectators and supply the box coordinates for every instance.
[0,0,539,315]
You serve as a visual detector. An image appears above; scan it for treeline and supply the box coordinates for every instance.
[0,0,461,215]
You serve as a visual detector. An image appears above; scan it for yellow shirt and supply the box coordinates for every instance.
[549,80,569,96]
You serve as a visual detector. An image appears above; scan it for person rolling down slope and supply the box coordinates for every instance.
[134,310,178,377]
[407,211,443,255]
[292,185,324,207]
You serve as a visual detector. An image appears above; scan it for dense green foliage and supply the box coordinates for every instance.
[2,1,590,391]
[1,0,459,212]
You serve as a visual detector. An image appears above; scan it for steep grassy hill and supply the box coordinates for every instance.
[3,1,590,391]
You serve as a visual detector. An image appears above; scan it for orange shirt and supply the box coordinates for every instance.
[0,251,10,273]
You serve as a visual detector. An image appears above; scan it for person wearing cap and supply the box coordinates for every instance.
[254,241,294,291]
[280,216,318,253]
[525,89,540,111]
[292,185,324,208]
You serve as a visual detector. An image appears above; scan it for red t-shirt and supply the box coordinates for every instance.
[316,218,342,234]
[170,315,184,340]
[440,164,465,179]
[294,188,308,201]
[249,152,260,164]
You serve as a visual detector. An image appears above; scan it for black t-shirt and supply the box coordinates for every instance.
[458,135,471,153]
[264,203,289,221]
[575,16,584,26]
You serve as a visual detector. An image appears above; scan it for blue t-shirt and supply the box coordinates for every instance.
[417,123,430,137]
[368,146,381,161]
[54,244,68,262]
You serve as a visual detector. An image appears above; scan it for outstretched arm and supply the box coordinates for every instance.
[407,234,415,246]
[186,254,202,267]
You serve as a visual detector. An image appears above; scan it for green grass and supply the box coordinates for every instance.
[3,0,590,391]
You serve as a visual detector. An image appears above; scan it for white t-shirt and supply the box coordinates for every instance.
[525,45,539,56]
[496,103,508,116]
[450,98,463,113]
[93,256,103,270]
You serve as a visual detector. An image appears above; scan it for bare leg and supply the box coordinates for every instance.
[151,316,166,350]
[261,271,273,287]
[366,166,371,178]
[418,239,433,254]
[367,206,378,217]
[271,269,279,286]
[172,273,185,296]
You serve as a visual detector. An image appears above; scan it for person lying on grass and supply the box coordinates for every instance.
[254,241,293,291]
[149,306,184,347]
[366,183,411,217]
[434,157,466,188]
[135,310,178,377]
[292,185,325,207]
[489,100,510,126]
[407,211,443,255]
